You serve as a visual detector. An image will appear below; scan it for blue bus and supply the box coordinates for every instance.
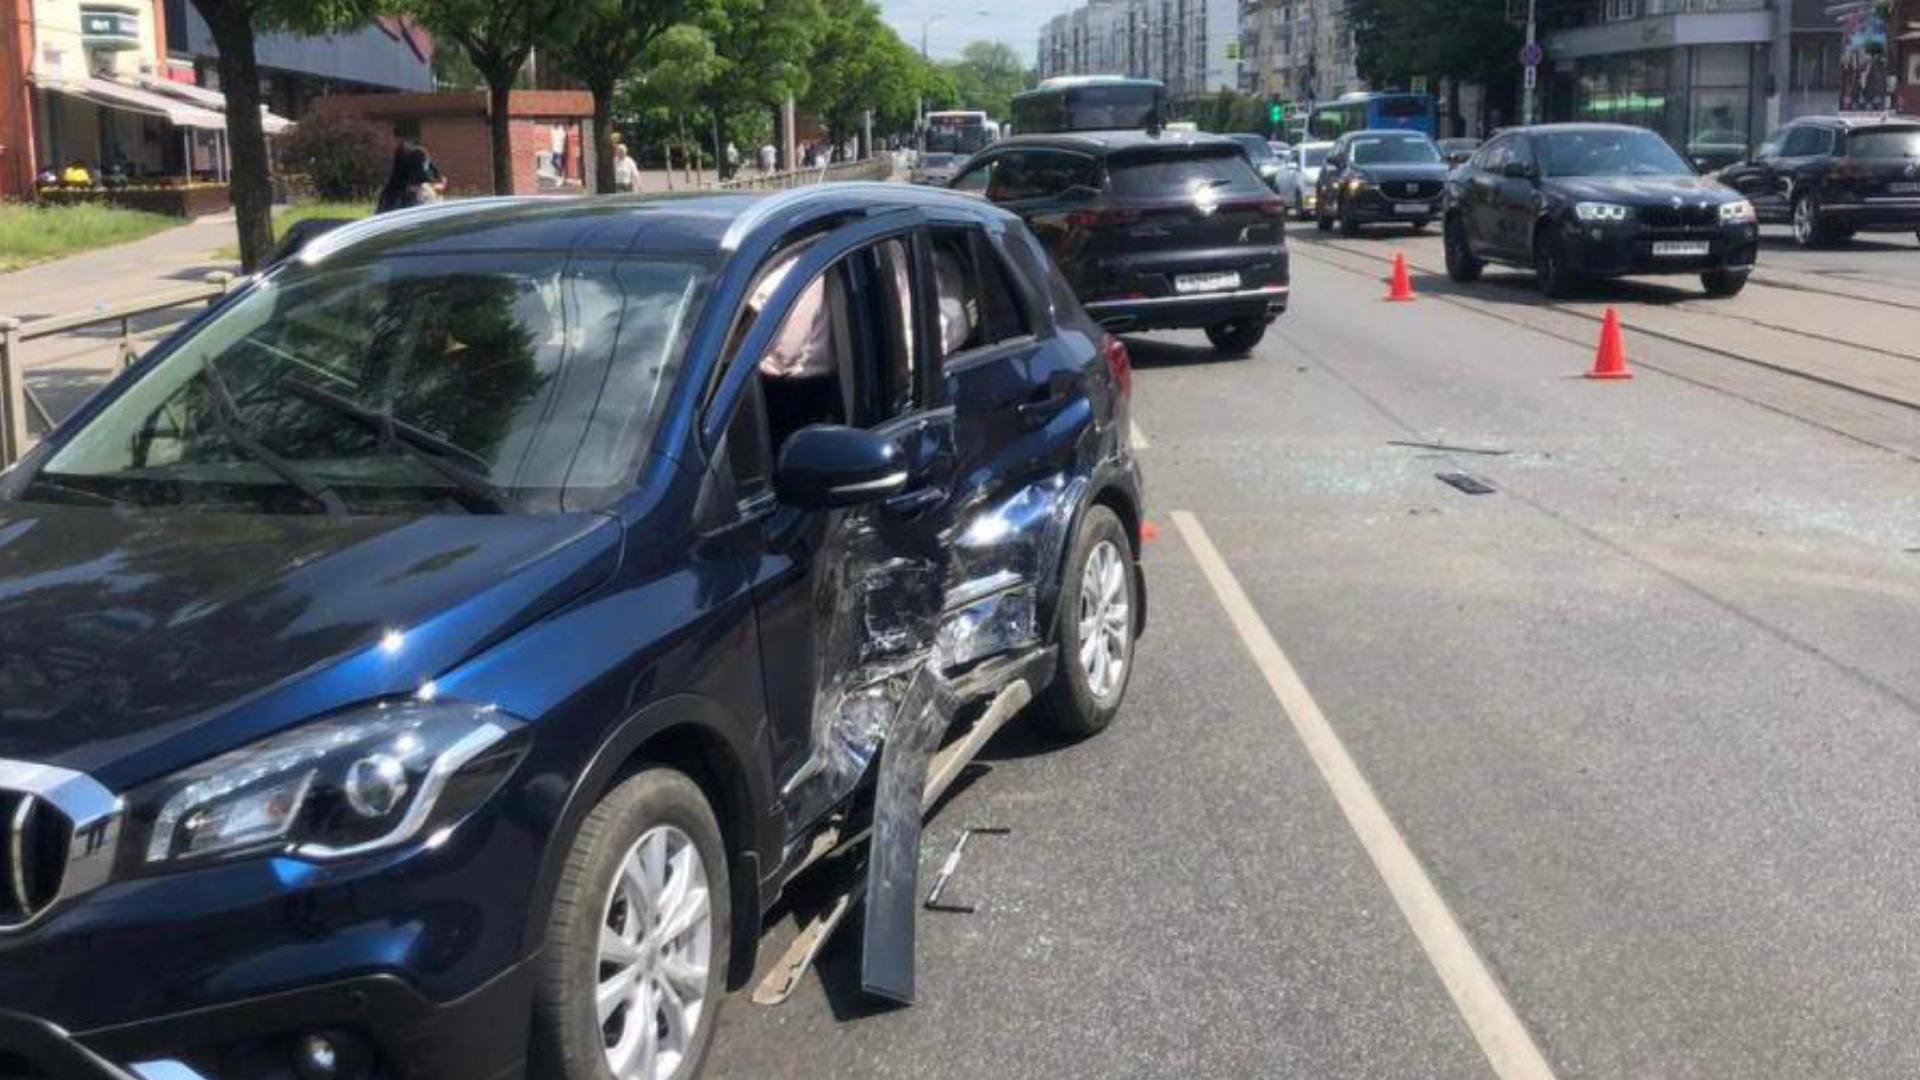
[1305,92,1438,141]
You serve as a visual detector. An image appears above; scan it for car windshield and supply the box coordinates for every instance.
[1538,129,1694,177]
[1108,149,1271,197]
[20,254,711,515]
[923,153,956,167]
[1350,135,1440,165]
[1847,127,1920,158]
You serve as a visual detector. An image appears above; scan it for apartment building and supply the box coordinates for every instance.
[1238,0,1361,105]
[1039,0,1241,102]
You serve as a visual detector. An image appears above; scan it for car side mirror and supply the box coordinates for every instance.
[774,424,908,508]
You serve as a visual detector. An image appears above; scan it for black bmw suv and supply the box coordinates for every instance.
[1718,115,1920,248]
[949,131,1290,356]
[1314,129,1450,235]
[1444,123,1760,299]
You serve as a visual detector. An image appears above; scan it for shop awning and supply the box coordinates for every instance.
[136,76,294,135]
[35,75,228,130]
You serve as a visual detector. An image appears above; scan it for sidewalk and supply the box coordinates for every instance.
[1,212,240,322]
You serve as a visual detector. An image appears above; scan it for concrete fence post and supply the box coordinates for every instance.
[0,316,25,469]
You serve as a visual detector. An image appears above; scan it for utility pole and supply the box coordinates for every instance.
[1522,0,1538,126]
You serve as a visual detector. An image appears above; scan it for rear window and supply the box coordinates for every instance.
[1107,149,1269,197]
[1846,127,1920,158]
[1302,146,1330,168]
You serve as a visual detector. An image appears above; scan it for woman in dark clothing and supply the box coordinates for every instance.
[376,140,443,212]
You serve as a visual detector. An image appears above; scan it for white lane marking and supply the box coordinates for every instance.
[1129,419,1150,451]
[1171,510,1560,1080]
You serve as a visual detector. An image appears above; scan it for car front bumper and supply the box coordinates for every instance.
[0,797,541,1080]
[1338,187,1442,222]
[1567,221,1759,277]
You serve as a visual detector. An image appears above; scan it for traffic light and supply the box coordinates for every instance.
[1269,102,1283,125]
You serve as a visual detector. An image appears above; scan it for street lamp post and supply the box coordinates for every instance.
[919,13,948,123]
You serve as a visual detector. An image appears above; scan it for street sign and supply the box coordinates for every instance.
[1410,76,1428,94]
[1520,41,1543,67]
[1524,65,1538,91]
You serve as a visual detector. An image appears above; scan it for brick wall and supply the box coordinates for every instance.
[311,91,593,196]
[422,117,490,196]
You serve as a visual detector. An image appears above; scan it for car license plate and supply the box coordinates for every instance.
[1652,241,1711,257]
[1175,271,1241,294]
[1394,203,1429,214]
[1889,182,1920,194]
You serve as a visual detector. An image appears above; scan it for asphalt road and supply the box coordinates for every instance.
[708,217,1920,1080]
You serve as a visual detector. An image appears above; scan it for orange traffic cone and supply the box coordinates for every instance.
[1385,253,1416,302]
[1586,308,1633,380]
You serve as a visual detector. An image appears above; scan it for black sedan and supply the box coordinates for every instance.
[1315,129,1450,236]
[1443,123,1760,298]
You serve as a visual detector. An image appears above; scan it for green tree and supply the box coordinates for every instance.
[941,40,1031,121]
[410,0,583,194]
[188,0,384,271]
[700,0,823,170]
[619,24,720,186]
[558,0,710,194]
[1349,0,1520,131]
[803,0,922,157]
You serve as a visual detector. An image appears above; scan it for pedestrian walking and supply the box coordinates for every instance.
[759,143,776,173]
[376,139,443,213]
[613,142,642,193]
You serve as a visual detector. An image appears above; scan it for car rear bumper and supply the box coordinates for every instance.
[1815,198,1920,230]
[1,967,532,1080]
[1568,223,1759,277]
[1083,284,1290,332]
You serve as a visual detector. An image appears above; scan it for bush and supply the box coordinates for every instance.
[281,113,394,200]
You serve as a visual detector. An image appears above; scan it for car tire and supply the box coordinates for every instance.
[1791,192,1836,248]
[1030,505,1135,740]
[1701,269,1748,298]
[1316,199,1333,232]
[532,768,730,1080]
[1444,214,1483,282]
[1204,319,1267,356]
[1534,225,1581,299]
[1339,206,1362,237]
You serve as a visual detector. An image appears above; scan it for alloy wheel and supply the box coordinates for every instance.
[1077,539,1131,701]
[1794,197,1813,246]
[598,826,713,1080]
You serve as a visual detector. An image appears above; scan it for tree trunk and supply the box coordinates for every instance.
[589,78,616,194]
[194,0,272,271]
[1446,78,1462,138]
[487,75,515,195]
[663,142,675,191]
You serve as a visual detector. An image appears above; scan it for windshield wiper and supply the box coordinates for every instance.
[201,359,347,516]
[276,376,511,514]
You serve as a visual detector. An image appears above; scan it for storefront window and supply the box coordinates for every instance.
[1688,45,1753,164]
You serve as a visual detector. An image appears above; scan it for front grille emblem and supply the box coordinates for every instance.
[0,761,122,932]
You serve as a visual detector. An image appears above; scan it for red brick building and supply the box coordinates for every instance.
[310,90,595,196]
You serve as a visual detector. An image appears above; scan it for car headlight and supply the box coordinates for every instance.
[1719,199,1756,224]
[1574,202,1630,223]
[125,700,527,869]
[1344,176,1366,193]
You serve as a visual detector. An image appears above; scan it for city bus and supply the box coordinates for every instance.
[921,110,995,158]
[1009,76,1168,135]
[1305,92,1438,141]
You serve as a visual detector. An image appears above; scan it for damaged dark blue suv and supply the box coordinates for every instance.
[0,186,1144,1080]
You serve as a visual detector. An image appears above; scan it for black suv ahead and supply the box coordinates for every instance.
[1314,129,1450,235]
[1719,115,1920,248]
[1444,123,1760,299]
[949,131,1290,356]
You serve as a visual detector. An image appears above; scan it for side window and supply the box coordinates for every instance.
[1807,127,1835,157]
[1022,151,1099,197]
[1782,126,1819,157]
[986,152,1028,200]
[867,238,919,422]
[928,227,1030,365]
[1479,137,1509,173]
[744,249,853,464]
[1507,136,1535,171]
[952,158,993,195]
[1756,129,1785,159]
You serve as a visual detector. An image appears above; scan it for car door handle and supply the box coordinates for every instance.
[883,486,946,516]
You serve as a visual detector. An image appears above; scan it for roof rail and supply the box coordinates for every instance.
[717,181,978,251]
[295,196,546,266]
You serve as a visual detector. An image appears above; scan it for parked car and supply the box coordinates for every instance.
[912,151,965,185]
[1315,129,1449,235]
[1278,141,1333,219]
[1443,123,1759,298]
[949,131,1290,355]
[1437,137,1482,167]
[0,185,1145,1080]
[1719,115,1920,248]
[1226,133,1285,190]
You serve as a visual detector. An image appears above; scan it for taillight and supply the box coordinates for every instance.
[1067,207,1142,228]
[1102,335,1131,398]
